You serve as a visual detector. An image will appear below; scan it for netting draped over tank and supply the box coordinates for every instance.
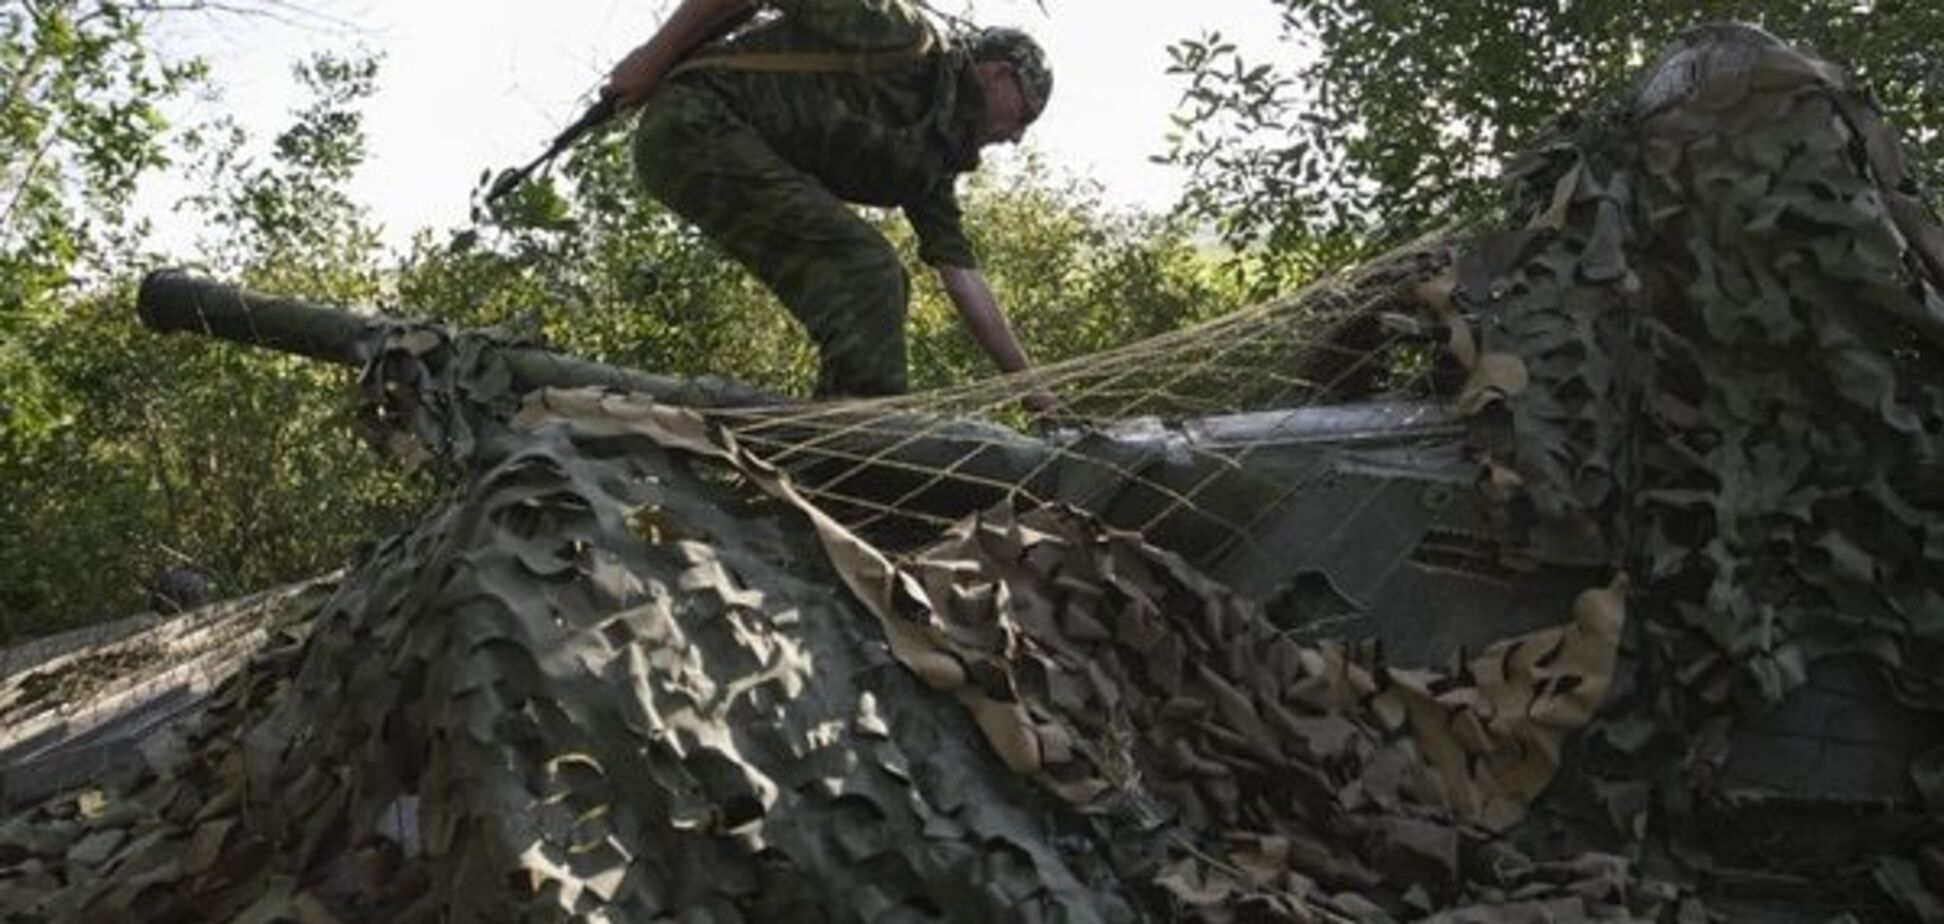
[706,232,1462,557]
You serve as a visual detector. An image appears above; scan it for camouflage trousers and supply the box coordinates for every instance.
[633,83,911,398]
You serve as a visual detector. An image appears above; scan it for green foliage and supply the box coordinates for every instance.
[1,285,424,641]
[396,128,817,395]
[3,0,207,445]
[897,153,1243,390]
[1161,1,1944,265]
[1,48,425,642]
[3,0,209,635]
[174,53,384,296]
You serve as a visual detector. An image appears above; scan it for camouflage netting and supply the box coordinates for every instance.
[4,21,1943,924]
[0,385,1651,922]
[1452,24,1944,918]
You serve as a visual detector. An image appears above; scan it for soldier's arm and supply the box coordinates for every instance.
[935,265,1065,417]
[607,0,756,109]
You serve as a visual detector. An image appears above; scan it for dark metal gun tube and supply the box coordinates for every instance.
[138,270,381,366]
[135,270,776,407]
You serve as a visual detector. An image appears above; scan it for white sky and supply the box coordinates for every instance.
[148,0,1291,253]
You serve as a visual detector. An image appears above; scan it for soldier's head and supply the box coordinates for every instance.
[969,27,1051,146]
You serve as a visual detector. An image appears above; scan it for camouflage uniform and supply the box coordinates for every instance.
[633,0,987,397]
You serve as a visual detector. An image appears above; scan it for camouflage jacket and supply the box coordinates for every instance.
[669,0,986,268]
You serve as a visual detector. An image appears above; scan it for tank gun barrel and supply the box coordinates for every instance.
[138,270,377,367]
[135,270,778,408]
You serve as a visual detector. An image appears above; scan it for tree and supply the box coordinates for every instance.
[0,51,424,642]
[898,153,1245,392]
[1161,0,1944,268]
[394,128,819,398]
[2,1,348,429]
[2,0,206,444]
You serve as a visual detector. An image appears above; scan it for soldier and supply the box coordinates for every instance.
[607,0,1062,413]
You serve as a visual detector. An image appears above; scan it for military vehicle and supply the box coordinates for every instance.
[2,23,1939,923]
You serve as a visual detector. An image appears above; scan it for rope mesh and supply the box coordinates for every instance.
[695,228,1462,560]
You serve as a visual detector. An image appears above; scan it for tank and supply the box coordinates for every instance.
[2,22,1940,923]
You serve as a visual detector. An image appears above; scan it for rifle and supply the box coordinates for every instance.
[482,6,764,206]
[482,91,618,206]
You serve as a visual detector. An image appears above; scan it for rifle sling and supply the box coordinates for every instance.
[666,33,937,79]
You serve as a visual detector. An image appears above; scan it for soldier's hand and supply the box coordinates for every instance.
[606,51,668,110]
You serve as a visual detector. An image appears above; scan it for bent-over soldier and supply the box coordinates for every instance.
[607,0,1060,411]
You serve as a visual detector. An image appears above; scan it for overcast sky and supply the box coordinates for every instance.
[146,0,1292,252]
